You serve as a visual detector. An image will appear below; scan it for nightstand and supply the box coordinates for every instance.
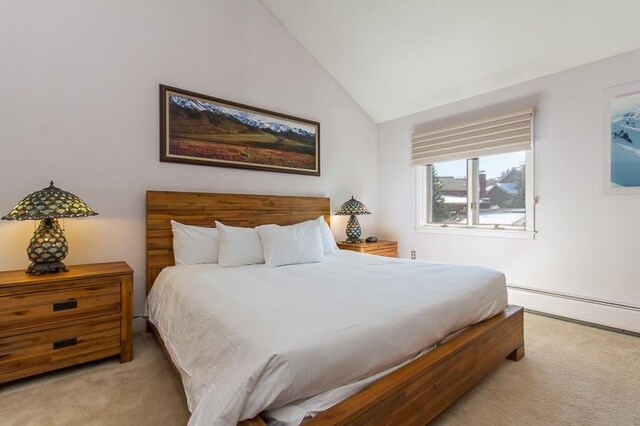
[0,262,133,384]
[337,240,398,258]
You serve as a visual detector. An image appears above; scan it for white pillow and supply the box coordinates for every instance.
[256,221,324,267]
[315,216,339,254]
[171,220,219,265]
[216,221,265,267]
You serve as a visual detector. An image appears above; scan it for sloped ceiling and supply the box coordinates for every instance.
[261,0,640,123]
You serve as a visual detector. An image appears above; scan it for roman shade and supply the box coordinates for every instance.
[411,108,534,165]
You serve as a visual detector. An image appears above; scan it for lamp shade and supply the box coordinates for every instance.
[335,196,371,216]
[2,181,98,221]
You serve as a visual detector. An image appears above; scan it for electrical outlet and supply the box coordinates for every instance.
[410,250,416,260]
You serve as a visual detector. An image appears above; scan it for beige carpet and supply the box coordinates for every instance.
[0,313,638,426]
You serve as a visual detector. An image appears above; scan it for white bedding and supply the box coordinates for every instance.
[145,250,507,426]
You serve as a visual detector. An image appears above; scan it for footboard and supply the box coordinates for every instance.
[304,305,525,425]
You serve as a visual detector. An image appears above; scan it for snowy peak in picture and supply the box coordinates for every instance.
[169,95,314,137]
[612,109,640,146]
[170,96,207,112]
[258,121,293,134]
[618,111,640,129]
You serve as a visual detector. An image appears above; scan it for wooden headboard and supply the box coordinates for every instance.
[146,190,331,293]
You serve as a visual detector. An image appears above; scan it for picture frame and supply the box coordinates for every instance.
[160,85,320,176]
[603,80,640,194]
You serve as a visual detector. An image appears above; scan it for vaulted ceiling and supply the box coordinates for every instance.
[261,0,640,123]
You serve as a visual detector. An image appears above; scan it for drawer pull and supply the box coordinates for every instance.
[53,300,78,311]
[53,338,78,350]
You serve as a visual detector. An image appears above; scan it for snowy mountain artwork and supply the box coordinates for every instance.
[611,92,640,187]
[159,85,320,176]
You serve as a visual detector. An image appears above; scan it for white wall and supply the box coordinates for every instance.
[0,0,378,324]
[378,50,640,333]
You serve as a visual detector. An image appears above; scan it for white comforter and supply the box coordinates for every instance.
[145,250,507,426]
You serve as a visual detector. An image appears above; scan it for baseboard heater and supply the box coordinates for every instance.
[507,284,640,336]
[507,284,640,312]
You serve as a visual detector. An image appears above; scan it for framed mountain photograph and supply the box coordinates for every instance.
[160,85,320,176]
[603,81,640,193]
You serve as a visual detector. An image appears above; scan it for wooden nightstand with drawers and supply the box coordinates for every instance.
[0,262,133,384]
[337,240,398,258]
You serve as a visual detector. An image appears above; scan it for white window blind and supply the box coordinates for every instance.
[411,108,534,165]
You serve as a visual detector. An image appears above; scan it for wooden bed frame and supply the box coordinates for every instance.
[146,190,525,426]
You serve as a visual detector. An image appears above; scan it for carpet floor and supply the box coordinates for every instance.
[0,313,638,426]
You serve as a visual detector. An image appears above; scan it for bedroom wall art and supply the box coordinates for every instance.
[160,85,320,176]
[609,90,640,188]
[603,80,640,193]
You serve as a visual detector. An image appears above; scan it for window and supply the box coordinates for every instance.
[412,109,535,238]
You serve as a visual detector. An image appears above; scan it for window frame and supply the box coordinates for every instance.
[415,150,536,239]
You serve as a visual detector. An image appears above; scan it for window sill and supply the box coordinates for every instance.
[415,226,536,240]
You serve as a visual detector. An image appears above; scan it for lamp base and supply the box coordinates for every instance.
[345,215,363,243]
[26,261,68,276]
[25,218,69,276]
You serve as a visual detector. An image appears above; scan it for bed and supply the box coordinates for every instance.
[145,190,525,426]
